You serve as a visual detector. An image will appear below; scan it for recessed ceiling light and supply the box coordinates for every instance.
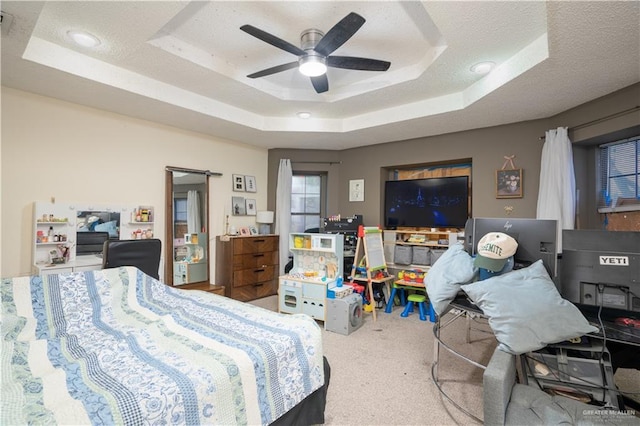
[470,61,495,74]
[67,30,101,48]
[297,112,312,119]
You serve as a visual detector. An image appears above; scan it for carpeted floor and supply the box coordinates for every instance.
[251,295,495,425]
[251,295,640,425]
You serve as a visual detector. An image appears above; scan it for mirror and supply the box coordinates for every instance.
[76,209,121,255]
[165,168,209,287]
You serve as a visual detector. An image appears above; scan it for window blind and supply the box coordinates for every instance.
[598,136,640,208]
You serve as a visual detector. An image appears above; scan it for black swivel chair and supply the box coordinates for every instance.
[102,239,162,279]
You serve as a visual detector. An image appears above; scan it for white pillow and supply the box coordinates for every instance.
[461,260,598,355]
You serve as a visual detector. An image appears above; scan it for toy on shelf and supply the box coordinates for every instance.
[397,269,426,284]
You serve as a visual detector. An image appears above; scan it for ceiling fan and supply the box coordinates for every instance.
[240,12,391,93]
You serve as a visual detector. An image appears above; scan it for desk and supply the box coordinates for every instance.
[384,279,427,313]
[432,297,640,422]
[521,339,623,409]
[579,305,640,348]
[578,305,640,386]
[33,255,103,276]
[392,279,426,291]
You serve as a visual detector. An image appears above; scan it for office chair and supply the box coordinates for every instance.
[102,239,162,279]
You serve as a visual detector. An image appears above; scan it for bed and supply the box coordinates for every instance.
[2,266,328,425]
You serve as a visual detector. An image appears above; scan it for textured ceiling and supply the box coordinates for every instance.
[1,1,639,150]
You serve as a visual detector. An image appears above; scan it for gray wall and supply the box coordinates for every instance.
[268,83,640,229]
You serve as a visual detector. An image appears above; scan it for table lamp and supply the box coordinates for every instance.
[256,211,274,235]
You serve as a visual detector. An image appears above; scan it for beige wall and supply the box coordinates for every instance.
[3,83,638,278]
[268,83,640,229]
[1,87,270,278]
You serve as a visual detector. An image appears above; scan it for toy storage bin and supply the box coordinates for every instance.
[394,245,413,265]
[429,249,446,265]
[412,246,430,265]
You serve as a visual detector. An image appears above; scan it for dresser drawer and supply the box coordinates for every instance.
[233,236,278,254]
[228,279,277,302]
[233,265,276,287]
[216,235,279,302]
[233,251,278,269]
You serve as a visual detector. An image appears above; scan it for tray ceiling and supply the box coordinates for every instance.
[1,1,639,149]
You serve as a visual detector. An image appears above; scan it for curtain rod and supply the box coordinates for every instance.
[291,161,342,165]
[538,105,640,140]
[165,166,222,176]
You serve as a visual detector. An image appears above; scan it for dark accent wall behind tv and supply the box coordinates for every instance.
[267,83,640,230]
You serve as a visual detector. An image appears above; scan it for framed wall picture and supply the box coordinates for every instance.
[244,175,257,192]
[233,174,245,192]
[248,225,258,235]
[245,198,257,215]
[496,169,523,198]
[349,179,365,202]
[232,196,246,215]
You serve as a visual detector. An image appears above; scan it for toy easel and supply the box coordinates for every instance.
[349,225,393,321]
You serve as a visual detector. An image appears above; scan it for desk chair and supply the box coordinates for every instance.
[102,239,162,279]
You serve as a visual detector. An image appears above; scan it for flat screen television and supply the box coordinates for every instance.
[384,176,469,229]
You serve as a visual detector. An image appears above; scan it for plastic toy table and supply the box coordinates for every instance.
[384,279,427,313]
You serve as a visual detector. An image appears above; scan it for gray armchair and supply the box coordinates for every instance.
[483,347,639,425]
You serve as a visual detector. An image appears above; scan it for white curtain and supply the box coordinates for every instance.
[187,190,201,233]
[536,127,575,254]
[275,159,292,274]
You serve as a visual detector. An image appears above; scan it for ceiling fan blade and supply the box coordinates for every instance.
[314,12,366,57]
[240,24,306,56]
[310,74,329,93]
[327,56,390,71]
[247,62,299,78]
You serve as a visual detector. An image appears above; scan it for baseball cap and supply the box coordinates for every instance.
[474,232,518,272]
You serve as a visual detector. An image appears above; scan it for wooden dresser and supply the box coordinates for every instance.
[215,235,279,301]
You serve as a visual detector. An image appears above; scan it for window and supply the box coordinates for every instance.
[598,136,640,210]
[291,173,326,233]
[174,197,187,222]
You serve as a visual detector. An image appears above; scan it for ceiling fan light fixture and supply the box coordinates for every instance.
[67,30,101,48]
[470,61,495,74]
[299,54,327,77]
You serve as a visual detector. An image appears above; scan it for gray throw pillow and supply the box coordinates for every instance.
[426,243,477,316]
[461,260,598,354]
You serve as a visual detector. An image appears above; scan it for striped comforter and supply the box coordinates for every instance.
[1,266,324,425]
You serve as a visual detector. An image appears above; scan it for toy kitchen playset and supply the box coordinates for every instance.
[278,233,347,323]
